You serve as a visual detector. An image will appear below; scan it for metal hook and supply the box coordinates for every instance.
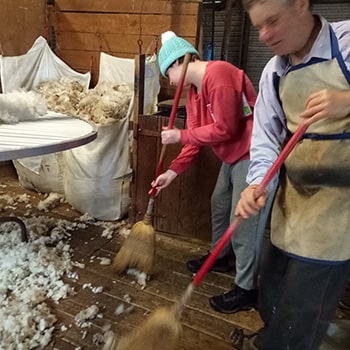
[137,39,143,54]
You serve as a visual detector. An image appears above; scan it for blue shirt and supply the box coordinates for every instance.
[247,16,350,191]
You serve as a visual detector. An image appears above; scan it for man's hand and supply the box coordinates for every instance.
[300,89,350,123]
[161,127,181,144]
[235,184,268,219]
[148,169,178,196]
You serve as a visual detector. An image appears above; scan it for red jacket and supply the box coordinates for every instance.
[169,61,257,175]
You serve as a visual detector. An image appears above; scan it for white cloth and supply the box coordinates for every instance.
[0,36,90,93]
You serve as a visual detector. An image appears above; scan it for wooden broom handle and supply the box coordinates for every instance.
[193,118,314,286]
[149,52,192,197]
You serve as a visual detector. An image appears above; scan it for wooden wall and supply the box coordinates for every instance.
[131,114,221,241]
[0,0,46,56]
[0,0,202,90]
[52,0,202,86]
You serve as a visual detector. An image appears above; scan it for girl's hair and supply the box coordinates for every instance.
[177,53,199,65]
[166,54,199,76]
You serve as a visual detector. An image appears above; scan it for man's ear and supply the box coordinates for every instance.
[296,0,310,14]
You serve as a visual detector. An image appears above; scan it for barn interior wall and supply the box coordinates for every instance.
[51,0,202,87]
[0,0,47,57]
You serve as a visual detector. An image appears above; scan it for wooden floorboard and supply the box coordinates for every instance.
[1,162,349,349]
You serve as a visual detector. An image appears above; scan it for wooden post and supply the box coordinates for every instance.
[221,0,236,61]
[129,54,146,224]
[238,11,251,70]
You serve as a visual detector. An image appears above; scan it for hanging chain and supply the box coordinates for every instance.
[137,0,145,54]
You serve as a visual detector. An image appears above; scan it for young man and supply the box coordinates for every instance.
[151,31,274,314]
[234,0,350,348]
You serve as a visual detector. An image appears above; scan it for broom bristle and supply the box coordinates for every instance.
[113,220,155,275]
[114,307,182,350]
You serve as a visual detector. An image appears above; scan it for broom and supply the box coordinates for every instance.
[110,117,316,350]
[113,53,192,276]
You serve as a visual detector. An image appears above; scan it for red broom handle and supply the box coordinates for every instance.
[193,118,312,286]
[255,118,311,197]
[149,52,191,197]
[167,52,192,129]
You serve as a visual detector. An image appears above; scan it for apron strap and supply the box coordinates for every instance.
[302,131,350,140]
[330,26,350,85]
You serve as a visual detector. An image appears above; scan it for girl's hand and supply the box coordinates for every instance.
[149,169,178,195]
[161,127,181,144]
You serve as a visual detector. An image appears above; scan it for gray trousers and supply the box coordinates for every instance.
[210,160,275,290]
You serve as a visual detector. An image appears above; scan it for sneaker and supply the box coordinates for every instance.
[186,253,235,273]
[209,286,257,314]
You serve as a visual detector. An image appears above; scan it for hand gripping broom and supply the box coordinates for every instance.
[113,53,192,276]
[110,117,315,350]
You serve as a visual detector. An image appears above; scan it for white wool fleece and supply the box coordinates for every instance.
[0,90,47,124]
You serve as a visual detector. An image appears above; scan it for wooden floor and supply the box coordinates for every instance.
[1,162,349,349]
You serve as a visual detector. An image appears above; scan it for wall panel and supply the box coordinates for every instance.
[0,0,46,56]
[52,0,202,85]
[55,0,199,15]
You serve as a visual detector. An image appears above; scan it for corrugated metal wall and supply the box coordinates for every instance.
[202,1,350,91]
[202,6,242,64]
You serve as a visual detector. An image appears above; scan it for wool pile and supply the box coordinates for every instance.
[0,189,134,348]
[0,78,132,126]
[35,78,133,125]
[0,216,75,348]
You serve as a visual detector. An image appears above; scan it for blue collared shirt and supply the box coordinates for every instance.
[247,16,350,191]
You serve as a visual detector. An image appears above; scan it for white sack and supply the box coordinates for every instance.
[98,55,134,88]
[63,116,132,220]
[98,52,160,115]
[63,52,160,220]
[63,54,133,220]
[0,36,90,93]
[13,153,65,194]
[0,36,91,194]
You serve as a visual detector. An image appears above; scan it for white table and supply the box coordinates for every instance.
[0,111,97,241]
[0,111,97,161]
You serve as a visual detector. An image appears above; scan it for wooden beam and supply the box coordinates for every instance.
[55,0,201,15]
[55,12,199,37]
[55,32,194,55]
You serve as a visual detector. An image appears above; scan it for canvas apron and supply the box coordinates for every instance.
[271,28,350,261]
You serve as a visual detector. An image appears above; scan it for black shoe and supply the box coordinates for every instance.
[209,286,257,314]
[186,253,235,274]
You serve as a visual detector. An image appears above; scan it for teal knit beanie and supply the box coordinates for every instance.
[158,31,199,77]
